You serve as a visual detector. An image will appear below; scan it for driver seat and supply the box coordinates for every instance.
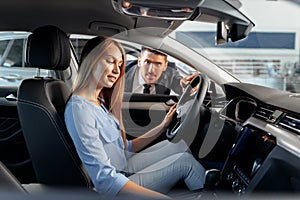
[17,25,92,188]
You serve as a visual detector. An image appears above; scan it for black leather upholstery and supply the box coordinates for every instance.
[26,25,70,70]
[17,25,92,188]
[0,161,27,194]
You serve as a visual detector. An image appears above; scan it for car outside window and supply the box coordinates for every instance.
[70,35,196,96]
[0,32,50,87]
[70,35,142,64]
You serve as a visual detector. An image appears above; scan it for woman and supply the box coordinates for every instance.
[64,36,205,198]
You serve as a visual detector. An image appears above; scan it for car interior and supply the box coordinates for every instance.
[17,25,92,188]
[0,0,300,199]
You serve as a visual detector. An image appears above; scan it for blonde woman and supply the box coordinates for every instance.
[64,36,205,198]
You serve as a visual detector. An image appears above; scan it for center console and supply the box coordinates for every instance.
[221,126,276,194]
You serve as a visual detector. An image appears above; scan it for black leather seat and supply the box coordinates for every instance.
[0,161,27,194]
[17,25,92,188]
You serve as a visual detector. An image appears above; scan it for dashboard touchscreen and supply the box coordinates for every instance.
[231,126,276,181]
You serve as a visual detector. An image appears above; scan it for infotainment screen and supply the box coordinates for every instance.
[231,126,276,180]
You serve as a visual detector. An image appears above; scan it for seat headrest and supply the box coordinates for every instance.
[26,25,71,70]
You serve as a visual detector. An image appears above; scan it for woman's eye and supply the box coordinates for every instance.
[106,59,114,64]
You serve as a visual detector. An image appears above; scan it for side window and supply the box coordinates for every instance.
[0,34,49,87]
[0,39,27,67]
[5,39,24,67]
[0,40,9,65]
[125,47,196,96]
[70,36,140,64]
[168,57,196,77]
[69,35,198,96]
[70,38,88,62]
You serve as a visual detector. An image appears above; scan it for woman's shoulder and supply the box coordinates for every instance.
[64,95,99,125]
[65,95,95,114]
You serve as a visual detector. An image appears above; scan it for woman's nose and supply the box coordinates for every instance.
[112,65,120,74]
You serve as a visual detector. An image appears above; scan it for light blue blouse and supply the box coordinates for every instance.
[64,95,132,196]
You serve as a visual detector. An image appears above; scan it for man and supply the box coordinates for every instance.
[125,46,196,95]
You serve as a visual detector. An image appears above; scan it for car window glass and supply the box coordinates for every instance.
[70,35,141,64]
[70,38,88,63]
[0,40,9,61]
[0,32,51,87]
[70,35,198,96]
[5,39,24,67]
[170,0,300,93]
[125,47,197,96]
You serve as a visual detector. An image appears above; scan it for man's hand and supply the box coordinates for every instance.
[180,72,199,89]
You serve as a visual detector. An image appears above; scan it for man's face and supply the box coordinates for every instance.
[138,50,168,85]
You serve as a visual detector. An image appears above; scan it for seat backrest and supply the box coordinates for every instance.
[17,25,92,188]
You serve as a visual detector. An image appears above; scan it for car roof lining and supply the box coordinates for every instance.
[0,0,135,35]
[0,0,253,39]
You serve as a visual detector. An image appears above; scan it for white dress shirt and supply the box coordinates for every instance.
[131,68,156,94]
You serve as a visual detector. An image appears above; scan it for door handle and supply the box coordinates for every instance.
[5,93,17,101]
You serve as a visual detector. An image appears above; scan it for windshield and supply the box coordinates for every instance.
[171,0,300,93]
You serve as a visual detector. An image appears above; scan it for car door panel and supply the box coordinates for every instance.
[122,93,178,139]
[0,86,36,183]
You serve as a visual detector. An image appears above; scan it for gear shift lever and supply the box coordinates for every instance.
[204,169,220,189]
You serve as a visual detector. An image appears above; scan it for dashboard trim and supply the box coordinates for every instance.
[244,117,300,159]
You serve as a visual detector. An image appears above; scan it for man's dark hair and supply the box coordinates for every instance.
[141,46,167,60]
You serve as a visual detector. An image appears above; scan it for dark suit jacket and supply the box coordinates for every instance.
[124,60,183,95]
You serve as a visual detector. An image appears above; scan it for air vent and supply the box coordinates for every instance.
[278,114,300,135]
[253,105,275,121]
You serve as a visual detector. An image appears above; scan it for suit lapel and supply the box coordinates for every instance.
[155,84,170,95]
[124,65,137,92]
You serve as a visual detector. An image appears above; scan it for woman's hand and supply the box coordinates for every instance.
[161,103,177,129]
[132,103,178,152]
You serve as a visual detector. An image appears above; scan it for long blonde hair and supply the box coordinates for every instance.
[72,36,127,146]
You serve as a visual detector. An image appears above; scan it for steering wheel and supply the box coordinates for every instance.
[166,73,209,143]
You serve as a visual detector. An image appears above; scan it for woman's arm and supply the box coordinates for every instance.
[131,104,177,152]
[119,180,171,199]
[65,99,129,195]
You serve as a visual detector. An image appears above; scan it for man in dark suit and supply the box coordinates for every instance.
[125,46,195,95]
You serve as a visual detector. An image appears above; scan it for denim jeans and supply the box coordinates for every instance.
[126,140,205,194]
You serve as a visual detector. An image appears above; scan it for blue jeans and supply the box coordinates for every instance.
[126,140,205,194]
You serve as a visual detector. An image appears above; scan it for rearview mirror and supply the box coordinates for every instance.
[216,21,253,45]
[230,23,252,42]
[216,21,228,45]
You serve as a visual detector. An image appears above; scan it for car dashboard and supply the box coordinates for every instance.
[214,82,300,195]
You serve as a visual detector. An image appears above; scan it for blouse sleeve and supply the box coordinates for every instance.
[127,140,133,152]
[65,101,129,196]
